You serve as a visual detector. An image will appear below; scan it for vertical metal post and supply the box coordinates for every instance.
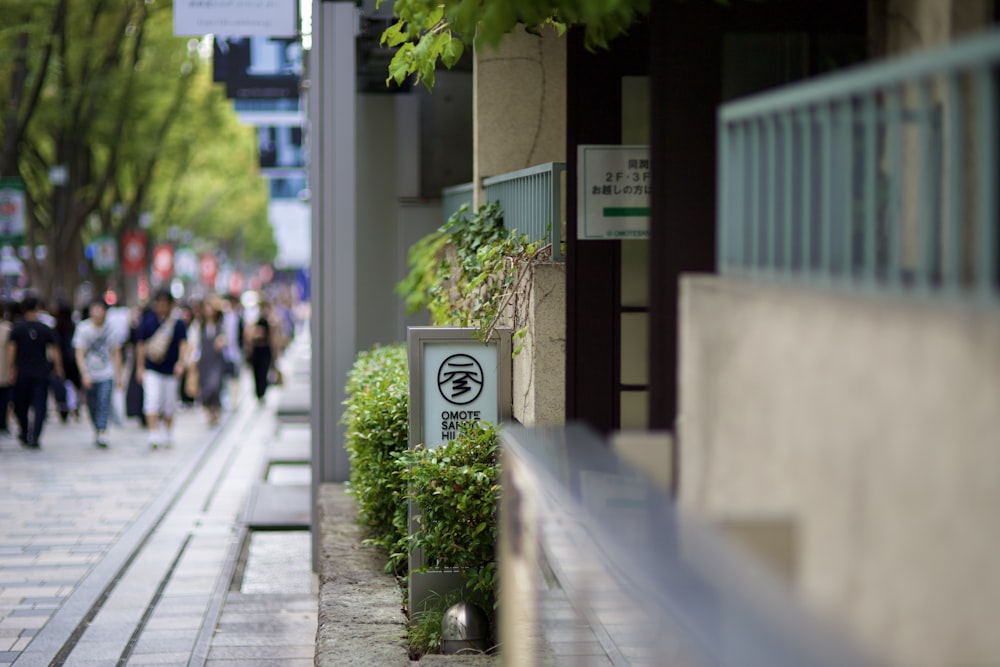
[750,120,761,270]
[717,120,729,272]
[821,103,833,278]
[945,75,964,292]
[801,110,812,274]
[783,114,794,274]
[864,93,878,283]
[733,123,746,272]
[917,82,934,291]
[976,67,998,298]
[888,88,903,288]
[766,115,777,272]
[844,99,856,280]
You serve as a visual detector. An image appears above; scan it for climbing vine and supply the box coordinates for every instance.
[396,201,543,343]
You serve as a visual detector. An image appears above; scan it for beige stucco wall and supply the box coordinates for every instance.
[473,25,567,206]
[474,26,568,427]
[871,0,993,56]
[678,275,1000,667]
[511,262,566,426]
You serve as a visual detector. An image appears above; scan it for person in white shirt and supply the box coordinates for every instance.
[73,297,123,448]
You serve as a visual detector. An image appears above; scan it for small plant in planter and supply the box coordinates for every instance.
[402,420,501,617]
[405,589,464,657]
[341,343,411,574]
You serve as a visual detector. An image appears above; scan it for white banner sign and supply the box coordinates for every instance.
[578,145,651,240]
[174,0,297,37]
[0,179,26,244]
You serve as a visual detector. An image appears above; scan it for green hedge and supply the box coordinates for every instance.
[341,343,410,573]
[402,421,500,604]
[341,343,501,609]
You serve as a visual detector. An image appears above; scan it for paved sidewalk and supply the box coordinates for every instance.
[0,353,316,666]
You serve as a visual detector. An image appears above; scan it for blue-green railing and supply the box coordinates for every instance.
[441,181,474,225]
[484,162,566,261]
[718,29,999,299]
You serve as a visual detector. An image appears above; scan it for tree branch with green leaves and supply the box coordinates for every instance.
[378,0,650,89]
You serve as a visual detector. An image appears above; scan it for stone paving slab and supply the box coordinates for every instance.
[246,484,311,530]
[0,404,220,667]
[0,339,319,667]
[267,426,310,463]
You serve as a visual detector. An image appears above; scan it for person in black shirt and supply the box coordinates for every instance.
[246,300,280,404]
[52,301,81,423]
[7,295,64,448]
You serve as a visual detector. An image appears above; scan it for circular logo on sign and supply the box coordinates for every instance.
[437,353,484,406]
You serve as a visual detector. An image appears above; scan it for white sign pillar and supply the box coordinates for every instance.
[406,327,512,611]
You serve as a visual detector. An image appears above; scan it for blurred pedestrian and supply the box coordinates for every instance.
[221,294,244,408]
[73,297,123,448]
[8,295,63,448]
[192,297,227,426]
[52,301,81,423]
[135,290,188,449]
[125,305,149,428]
[0,302,12,436]
[178,302,199,407]
[246,299,281,405]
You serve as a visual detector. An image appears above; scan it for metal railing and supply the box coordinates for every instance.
[500,423,883,667]
[441,181,474,224]
[718,29,1000,300]
[484,162,566,261]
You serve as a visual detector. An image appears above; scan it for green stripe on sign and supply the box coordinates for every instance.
[603,207,650,217]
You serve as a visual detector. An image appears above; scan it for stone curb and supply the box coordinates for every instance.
[316,483,410,667]
[315,483,502,666]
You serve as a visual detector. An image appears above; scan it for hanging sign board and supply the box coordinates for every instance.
[0,178,26,246]
[122,230,147,275]
[92,236,117,275]
[152,244,175,282]
[174,247,198,281]
[577,145,651,240]
[174,1,297,37]
[408,327,511,450]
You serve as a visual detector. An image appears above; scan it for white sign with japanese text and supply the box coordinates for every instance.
[578,145,651,240]
[422,342,498,449]
[408,327,511,451]
[174,0,297,37]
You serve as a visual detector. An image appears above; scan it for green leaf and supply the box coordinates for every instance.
[381,20,408,48]
[440,35,464,69]
[386,45,414,86]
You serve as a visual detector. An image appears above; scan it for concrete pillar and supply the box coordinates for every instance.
[310,0,355,546]
[870,0,994,56]
[473,25,567,205]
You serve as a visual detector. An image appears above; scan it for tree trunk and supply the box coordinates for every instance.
[43,230,84,304]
